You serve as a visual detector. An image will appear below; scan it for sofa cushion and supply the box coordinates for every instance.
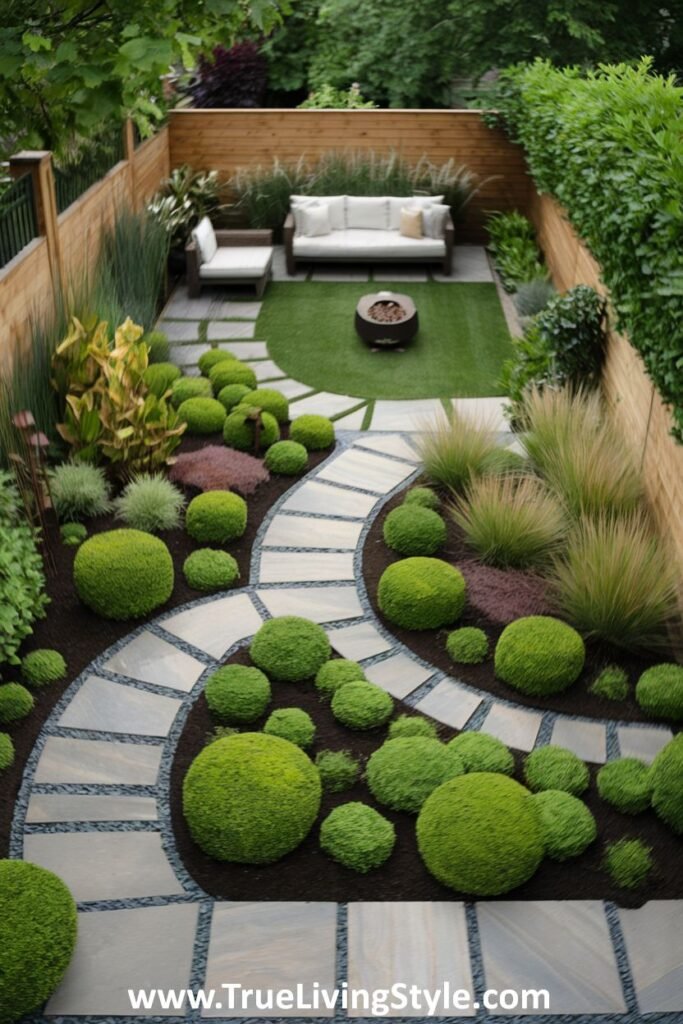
[300,203,332,236]
[192,216,217,264]
[200,246,272,279]
[292,228,445,260]
[291,195,345,230]
[387,195,445,230]
[346,196,388,230]
[422,203,451,239]
[400,207,423,238]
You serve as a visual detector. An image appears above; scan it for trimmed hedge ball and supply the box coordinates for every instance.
[446,627,489,665]
[604,838,653,889]
[650,735,683,834]
[250,616,331,682]
[205,665,271,724]
[315,659,365,697]
[378,557,466,631]
[198,348,237,376]
[185,491,247,544]
[590,665,630,702]
[366,737,465,813]
[320,802,396,873]
[183,549,239,592]
[530,790,597,860]
[264,708,316,748]
[331,681,394,730]
[60,522,87,546]
[171,375,213,408]
[417,773,544,895]
[223,406,280,452]
[636,664,683,721]
[182,732,321,863]
[0,732,14,771]
[143,361,181,398]
[383,505,446,557]
[209,360,257,393]
[242,388,289,424]
[447,732,514,776]
[0,684,34,725]
[0,860,78,1024]
[315,750,361,792]
[21,649,67,688]
[264,440,308,475]
[403,486,440,510]
[596,758,652,814]
[142,330,170,363]
[177,397,226,435]
[290,414,335,451]
[73,529,173,620]
[217,383,251,412]
[388,715,437,740]
[494,616,585,696]
[523,745,590,796]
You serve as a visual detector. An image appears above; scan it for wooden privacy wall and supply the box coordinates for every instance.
[168,109,532,240]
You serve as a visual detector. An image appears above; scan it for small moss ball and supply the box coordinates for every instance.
[217,383,251,412]
[171,375,213,408]
[183,549,239,592]
[143,361,181,398]
[198,348,237,377]
[0,733,14,771]
[331,681,394,730]
[264,440,308,475]
[60,522,87,546]
[524,745,590,796]
[446,627,489,665]
[603,838,653,889]
[447,732,515,775]
[209,359,257,393]
[250,616,331,682]
[73,529,173,620]
[289,414,335,451]
[315,659,365,697]
[636,664,683,721]
[21,649,67,688]
[315,750,360,792]
[242,388,289,424]
[0,684,34,725]
[264,707,316,748]
[494,616,585,696]
[0,859,78,1024]
[366,737,465,813]
[597,758,652,814]
[177,397,226,435]
[205,665,271,724]
[590,665,630,702]
[383,505,447,557]
[142,329,170,363]
[223,406,280,452]
[417,773,544,895]
[650,734,683,834]
[182,732,321,863]
[403,486,440,510]
[388,715,438,740]
[530,790,597,860]
[378,557,466,631]
[185,490,247,544]
[320,802,396,873]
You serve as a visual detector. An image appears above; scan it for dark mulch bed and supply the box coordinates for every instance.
[0,431,328,858]
[363,486,679,726]
[171,647,683,907]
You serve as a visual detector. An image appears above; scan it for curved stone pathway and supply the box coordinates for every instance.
[12,433,682,1020]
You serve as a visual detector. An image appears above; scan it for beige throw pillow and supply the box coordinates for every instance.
[400,207,422,239]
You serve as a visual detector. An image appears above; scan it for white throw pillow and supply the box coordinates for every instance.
[300,203,332,237]
[387,195,445,230]
[192,216,217,264]
[346,196,388,230]
[291,194,345,230]
[422,203,451,239]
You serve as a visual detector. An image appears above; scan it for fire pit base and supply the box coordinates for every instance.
[355,291,418,348]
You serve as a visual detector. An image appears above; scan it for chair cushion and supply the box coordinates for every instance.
[292,229,445,260]
[300,203,332,236]
[346,196,388,230]
[387,195,445,229]
[422,203,451,239]
[400,207,423,239]
[192,216,217,264]
[291,195,345,230]
[199,246,273,279]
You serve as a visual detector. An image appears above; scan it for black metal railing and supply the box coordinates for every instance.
[54,129,125,214]
[0,173,38,269]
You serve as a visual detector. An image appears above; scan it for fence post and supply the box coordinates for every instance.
[9,151,63,302]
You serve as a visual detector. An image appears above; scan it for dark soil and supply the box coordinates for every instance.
[170,647,683,907]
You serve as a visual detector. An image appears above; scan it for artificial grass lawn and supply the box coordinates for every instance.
[259,281,513,400]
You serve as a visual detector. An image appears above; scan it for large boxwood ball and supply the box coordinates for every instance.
[0,860,77,1024]
[242,388,289,424]
[636,664,683,721]
[223,406,280,453]
[331,680,394,730]
[264,440,308,476]
[198,348,237,376]
[182,732,322,863]
[185,491,247,544]
[205,665,271,724]
[250,616,331,681]
[171,375,212,408]
[383,505,446,556]
[530,790,597,861]
[209,360,257,393]
[289,414,335,451]
[649,734,683,834]
[378,557,466,631]
[366,737,465,813]
[416,772,544,895]
[73,529,173,620]
[320,802,396,873]
[177,397,226,435]
[494,616,585,696]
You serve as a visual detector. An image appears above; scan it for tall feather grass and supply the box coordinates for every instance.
[416,411,500,492]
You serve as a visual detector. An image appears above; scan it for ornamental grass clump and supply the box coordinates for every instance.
[416,410,499,492]
[114,474,185,533]
[596,758,652,814]
[366,737,464,813]
[49,462,112,521]
[320,802,396,873]
[315,750,361,792]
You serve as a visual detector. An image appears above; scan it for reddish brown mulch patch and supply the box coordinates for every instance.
[170,445,269,495]
[460,560,552,624]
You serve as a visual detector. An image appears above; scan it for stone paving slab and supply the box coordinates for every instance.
[290,391,365,419]
[206,320,256,340]
[34,736,163,786]
[259,550,355,583]
[414,679,483,730]
[262,515,363,550]
[373,266,428,282]
[364,653,433,699]
[211,300,261,320]
[281,480,378,518]
[480,702,543,752]
[248,358,287,381]
[270,377,315,400]
[333,406,367,429]
[58,676,181,737]
[257,586,363,623]
[157,320,201,342]
[353,433,419,462]
[310,266,370,282]
[617,724,673,764]
[211,340,268,360]
[26,793,158,823]
[103,631,205,693]
[327,621,393,661]
[551,717,607,764]
[452,396,507,431]
[370,398,447,431]
[161,593,263,659]
[433,245,494,283]
[618,900,683,1013]
[317,447,415,493]
[169,343,209,366]
[160,286,217,319]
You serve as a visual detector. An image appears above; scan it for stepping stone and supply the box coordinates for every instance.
[103,631,205,693]
[262,515,363,550]
[161,285,217,319]
[327,621,393,661]
[310,266,369,281]
[290,392,365,419]
[58,676,181,737]
[270,377,315,400]
[282,480,378,519]
[477,901,626,1015]
[354,433,419,462]
[452,396,508,432]
[433,245,493,283]
[169,343,209,367]
[206,320,256,340]
[257,586,363,623]
[211,300,261,320]
[317,448,415,494]
[34,736,162,786]
[373,267,428,282]
[347,902,474,1018]
[202,901,337,1017]
[334,406,367,429]
[248,358,286,382]
[364,653,433,699]
[161,593,263,659]
[617,724,673,764]
[25,793,157,823]
[157,320,201,342]
[618,901,683,1013]
[480,702,543,752]
[24,831,184,902]
[259,551,355,583]
[415,679,483,729]
[211,340,268,360]
[47,904,199,1016]
[550,717,607,764]
[371,399,447,432]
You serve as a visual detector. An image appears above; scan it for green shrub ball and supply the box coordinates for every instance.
[446,627,489,665]
[524,745,590,796]
[366,737,465,813]
[530,790,597,860]
[650,734,683,834]
[198,348,237,376]
[143,361,181,398]
[74,529,173,620]
[383,505,446,556]
[417,773,544,895]
[331,681,394,730]
[21,649,67,688]
[264,440,308,476]
[315,750,360,792]
[604,838,653,889]
[0,860,78,1024]
[223,406,280,452]
[403,486,440,510]
[590,665,630,702]
[60,522,87,546]
[447,732,514,776]
[596,758,652,814]
[315,659,365,697]
[177,397,226,435]
[209,360,257,393]
[171,375,213,408]
[142,330,170,363]
[378,557,466,631]
[494,615,585,696]
[182,732,321,863]
[388,715,438,740]
[264,708,316,748]
[217,383,251,412]
[636,664,683,721]
[185,491,247,544]
[242,388,289,423]
[183,549,239,592]
[320,802,396,873]
[0,684,34,725]
[290,414,335,451]
[205,665,271,724]
[0,733,14,771]
[250,616,331,682]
